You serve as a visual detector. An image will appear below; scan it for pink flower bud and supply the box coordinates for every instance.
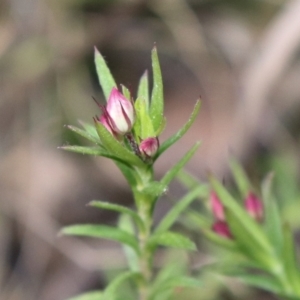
[99,112,114,135]
[212,221,232,239]
[210,191,225,221]
[245,192,264,222]
[94,109,121,140]
[139,137,159,157]
[106,87,135,134]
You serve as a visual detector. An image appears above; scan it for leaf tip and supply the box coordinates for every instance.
[94,46,100,54]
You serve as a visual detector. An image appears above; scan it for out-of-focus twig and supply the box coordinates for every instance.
[232,0,300,158]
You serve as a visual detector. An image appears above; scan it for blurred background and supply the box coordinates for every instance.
[1,0,300,299]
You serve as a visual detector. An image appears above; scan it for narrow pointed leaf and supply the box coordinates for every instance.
[177,169,203,190]
[155,185,206,234]
[119,214,139,272]
[238,274,283,294]
[155,116,166,136]
[262,173,284,256]
[229,159,251,198]
[159,142,200,192]
[115,161,137,187]
[157,276,202,291]
[95,122,145,167]
[94,48,117,101]
[150,47,164,132]
[225,210,275,266]
[79,121,99,140]
[59,145,133,167]
[141,143,200,199]
[66,125,101,145]
[149,231,196,251]
[61,224,139,254]
[151,276,201,299]
[184,210,211,229]
[104,271,139,299]
[202,228,239,251]
[137,70,149,111]
[155,100,201,160]
[121,84,131,100]
[282,223,300,293]
[134,96,155,139]
[66,291,103,300]
[89,201,144,231]
[59,145,105,156]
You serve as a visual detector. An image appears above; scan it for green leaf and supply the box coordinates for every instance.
[238,274,283,294]
[150,261,189,300]
[225,210,274,267]
[66,125,101,145]
[115,161,138,187]
[118,214,140,272]
[155,100,201,160]
[210,176,274,259]
[137,70,149,111]
[141,143,200,199]
[154,117,166,136]
[282,223,300,293]
[59,145,133,167]
[89,201,144,231]
[261,173,284,256]
[79,121,100,140]
[155,185,206,234]
[94,122,145,168]
[66,291,103,300]
[59,145,105,156]
[104,271,139,299]
[149,231,196,251]
[229,158,251,198]
[151,275,201,300]
[158,143,200,195]
[94,47,117,101]
[150,46,164,132]
[183,210,211,230]
[176,169,202,190]
[201,228,239,251]
[121,84,131,100]
[156,276,201,291]
[60,224,139,254]
[134,96,155,139]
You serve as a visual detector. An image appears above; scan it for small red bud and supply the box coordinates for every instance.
[139,137,159,158]
[212,221,232,239]
[210,191,225,221]
[245,192,264,222]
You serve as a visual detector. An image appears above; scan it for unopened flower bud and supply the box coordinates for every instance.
[212,221,232,239]
[139,137,159,157]
[99,112,114,135]
[94,108,120,140]
[106,87,135,134]
[245,192,264,222]
[210,191,225,221]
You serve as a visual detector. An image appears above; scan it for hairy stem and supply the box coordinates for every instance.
[133,168,154,300]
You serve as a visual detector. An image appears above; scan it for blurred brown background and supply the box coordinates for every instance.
[1,0,300,299]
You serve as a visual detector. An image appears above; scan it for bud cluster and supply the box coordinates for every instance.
[94,87,159,160]
[210,191,264,239]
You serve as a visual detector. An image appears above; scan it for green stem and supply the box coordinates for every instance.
[133,167,155,300]
[138,201,153,300]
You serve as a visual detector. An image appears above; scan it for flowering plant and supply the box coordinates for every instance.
[60,47,300,300]
[178,160,300,300]
[60,47,202,300]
